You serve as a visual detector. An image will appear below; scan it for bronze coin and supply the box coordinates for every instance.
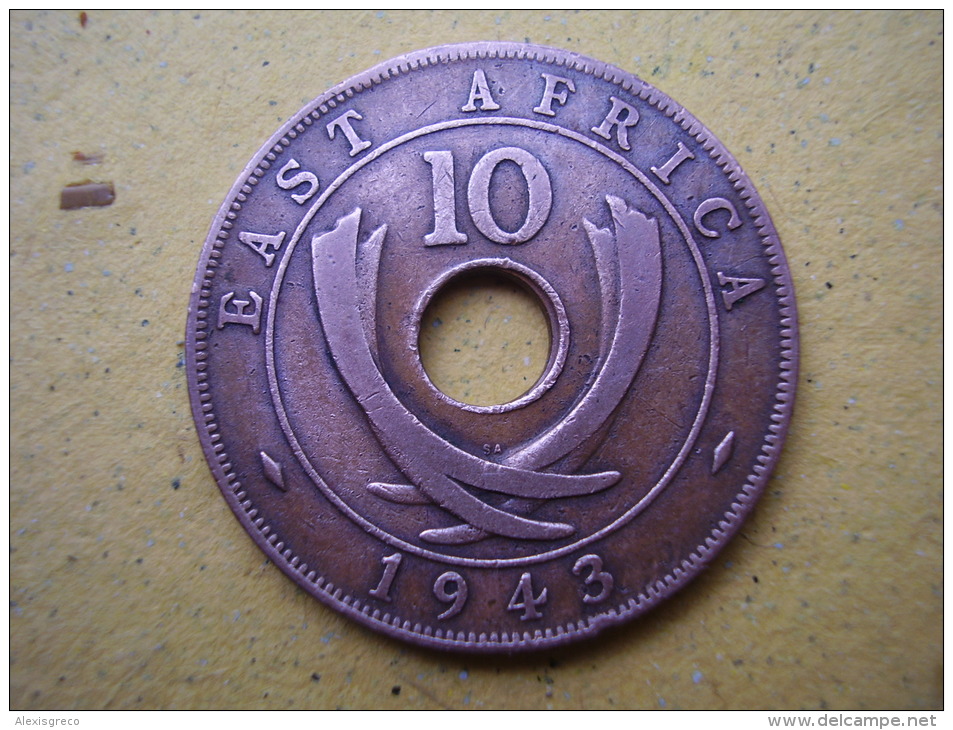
[186,42,798,652]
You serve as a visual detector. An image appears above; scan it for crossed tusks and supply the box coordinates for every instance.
[311,196,662,543]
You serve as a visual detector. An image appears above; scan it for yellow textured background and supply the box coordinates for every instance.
[10,10,941,710]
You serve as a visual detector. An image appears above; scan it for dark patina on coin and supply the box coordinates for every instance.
[186,43,798,652]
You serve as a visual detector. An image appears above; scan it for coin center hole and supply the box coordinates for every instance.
[418,271,551,407]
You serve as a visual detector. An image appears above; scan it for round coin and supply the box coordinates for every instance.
[186,42,798,652]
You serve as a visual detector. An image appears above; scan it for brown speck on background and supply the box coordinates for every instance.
[72,150,104,165]
[60,181,115,209]
[79,11,88,28]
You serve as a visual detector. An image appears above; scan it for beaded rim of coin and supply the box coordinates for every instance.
[187,42,798,652]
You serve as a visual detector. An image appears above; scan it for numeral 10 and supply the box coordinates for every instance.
[423,147,553,246]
